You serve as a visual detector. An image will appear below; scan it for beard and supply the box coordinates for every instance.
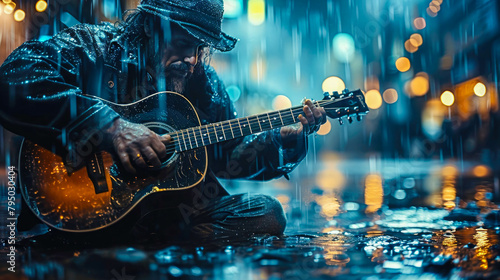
[145,47,192,94]
[164,63,192,93]
[151,62,193,94]
[165,75,188,93]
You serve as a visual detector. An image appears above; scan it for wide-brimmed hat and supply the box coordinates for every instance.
[138,0,237,52]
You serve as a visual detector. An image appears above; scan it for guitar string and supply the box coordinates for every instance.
[168,97,357,141]
[161,100,363,154]
[157,98,364,154]
[159,109,357,155]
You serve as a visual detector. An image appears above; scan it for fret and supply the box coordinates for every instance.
[205,125,212,144]
[249,116,262,133]
[228,120,235,139]
[186,129,193,149]
[220,123,227,141]
[269,112,281,128]
[278,110,284,126]
[256,115,263,131]
[259,113,272,131]
[246,117,253,134]
[171,134,179,152]
[212,123,218,142]
[191,128,199,148]
[214,123,222,142]
[267,113,273,129]
[289,108,296,122]
[173,135,180,152]
[237,118,244,137]
[180,130,188,151]
[199,126,205,146]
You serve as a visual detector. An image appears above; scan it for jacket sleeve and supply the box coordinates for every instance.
[0,24,119,151]
[205,70,307,181]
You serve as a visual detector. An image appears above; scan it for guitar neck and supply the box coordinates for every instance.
[170,104,307,152]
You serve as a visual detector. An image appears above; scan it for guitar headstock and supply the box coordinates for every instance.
[321,89,369,124]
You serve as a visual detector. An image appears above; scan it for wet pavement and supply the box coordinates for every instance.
[1,207,500,279]
[2,157,500,279]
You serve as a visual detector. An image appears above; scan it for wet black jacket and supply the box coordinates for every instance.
[0,22,304,184]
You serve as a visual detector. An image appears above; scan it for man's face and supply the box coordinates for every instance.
[145,21,206,93]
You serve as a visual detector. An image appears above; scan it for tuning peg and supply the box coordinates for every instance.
[347,116,353,124]
[342,88,350,95]
[332,91,340,98]
[323,92,331,99]
[356,114,362,121]
[338,119,344,125]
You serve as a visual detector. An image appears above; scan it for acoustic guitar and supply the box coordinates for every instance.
[19,89,368,232]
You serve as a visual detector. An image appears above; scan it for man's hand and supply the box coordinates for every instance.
[104,118,171,174]
[280,99,327,145]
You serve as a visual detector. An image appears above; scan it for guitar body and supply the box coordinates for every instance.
[19,92,207,232]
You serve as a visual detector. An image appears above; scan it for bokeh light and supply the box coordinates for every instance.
[322,76,345,93]
[332,33,356,63]
[395,57,411,72]
[474,82,487,97]
[226,85,242,102]
[316,168,345,191]
[431,0,442,6]
[440,91,455,106]
[365,174,384,214]
[442,165,458,177]
[429,4,441,12]
[404,80,412,96]
[413,17,426,29]
[3,2,15,14]
[410,76,429,96]
[422,99,446,139]
[317,120,331,136]
[248,0,265,26]
[36,0,48,12]
[224,0,243,18]
[382,88,398,104]
[316,194,342,219]
[472,165,490,177]
[405,40,418,53]
[441,164,458,210]
[2,0,12,4]
[14,9,24,21]
[427,7,438,17]
[410,34,423,47]
[272,95,292,110]
[365,90,383,109]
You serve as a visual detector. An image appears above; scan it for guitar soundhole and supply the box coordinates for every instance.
[143,122,178,170]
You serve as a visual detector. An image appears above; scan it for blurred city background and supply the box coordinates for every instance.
[1,0,500,230]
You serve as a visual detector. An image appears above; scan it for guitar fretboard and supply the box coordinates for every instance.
[168,93,367,152]
[170,104,306,152]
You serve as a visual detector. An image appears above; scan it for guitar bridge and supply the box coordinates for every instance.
[86,153,109,194]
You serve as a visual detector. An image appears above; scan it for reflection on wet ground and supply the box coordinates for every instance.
[1,208,500,279]
[2,157,500,279]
